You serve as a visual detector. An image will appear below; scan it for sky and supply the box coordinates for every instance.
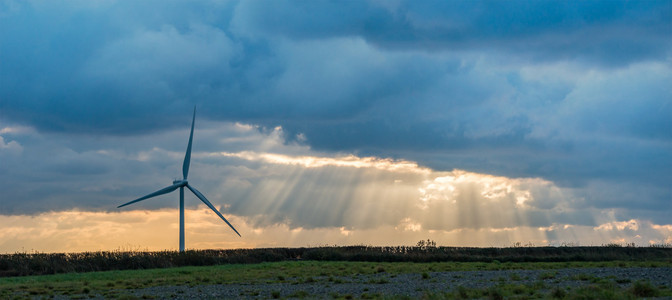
[0,0,671,253]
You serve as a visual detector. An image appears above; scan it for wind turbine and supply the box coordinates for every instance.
[118,107,240,252]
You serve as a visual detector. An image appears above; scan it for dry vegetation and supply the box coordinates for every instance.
[1,244,670,277]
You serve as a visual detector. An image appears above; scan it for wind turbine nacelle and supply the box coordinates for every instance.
[173,180,188,186]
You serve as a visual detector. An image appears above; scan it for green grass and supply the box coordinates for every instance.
[1,260,670,298]
[422,281,669,299]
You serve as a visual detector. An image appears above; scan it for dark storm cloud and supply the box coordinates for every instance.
[234,0,671,66]
[0,0,241,134]
[1,0,668,133]
[0,0,670,224]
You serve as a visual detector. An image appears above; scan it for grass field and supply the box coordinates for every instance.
[2,260,671,299]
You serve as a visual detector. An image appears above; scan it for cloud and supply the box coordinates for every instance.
[595,219,639,232]
[1,116,669,223]
[233,0,671,66]
[0,136,22,154]
[217,151,429,173]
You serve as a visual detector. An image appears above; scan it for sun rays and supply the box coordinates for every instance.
[0,123,669,253]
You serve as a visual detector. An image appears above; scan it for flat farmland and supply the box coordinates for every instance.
[1,246,670,299]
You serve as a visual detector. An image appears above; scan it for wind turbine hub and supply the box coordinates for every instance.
[173,179,188,186]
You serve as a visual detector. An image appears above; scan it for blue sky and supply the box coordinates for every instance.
[0,0,670,252]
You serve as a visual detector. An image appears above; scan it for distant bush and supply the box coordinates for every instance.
[630,280,659,297]
[416,239,437,250]
[1,245,670,277]
[649,243,672,248]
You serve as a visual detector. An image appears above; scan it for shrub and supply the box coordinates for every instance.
[539,271,556,280]
[630,280,658,297]
[289,290,309,298]
[487,287,504,300]
[456,286,469,299]
[550,287,566,299]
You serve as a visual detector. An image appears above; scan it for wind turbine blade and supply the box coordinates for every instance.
[182,107,196,180]
[117,183,181,208]
[186,184,241,237]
